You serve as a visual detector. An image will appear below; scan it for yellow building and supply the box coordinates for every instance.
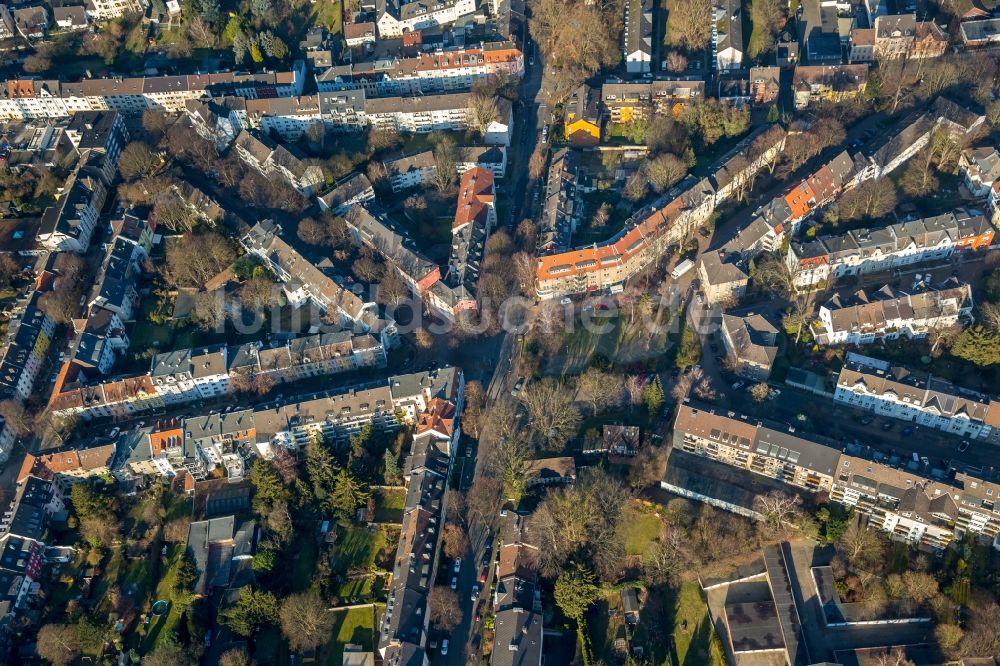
[601,80,705,124]
[564,84,601,146]
[792,64,869,110]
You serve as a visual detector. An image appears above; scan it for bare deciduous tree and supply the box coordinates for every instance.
[468,92,500,136]
[522,378,582,451]
[428,587,462,631]
[279,591,333,652]
[576,368,623,415]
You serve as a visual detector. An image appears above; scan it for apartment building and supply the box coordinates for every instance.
[670,403,1000,551]
[184,410,256,480]
[600,79,705,124]
[71,306,129,376]
[17,442,118,491]
[835,353,1000,441]
[366,92,471,133]
[0,65,306,120]
[232,129,324,195]
[375,0,477,38]
[175,102,239,147]
[0,293,56,407]
[909,21,948,59]
[344,21,376,47]
[849,28,875,63]
[54,6,89,30]
[959,147,1000,200]
[787,209,994,288]
[383,151,438,191]
[624,0,654,73]
[344,206,441,297]
[430,167,496,318]
[316,42,524,96]
[535,176,715,299]
[710,125,788,204]
[241,220,373,328]
[873,14,917,59]
[721,313,780,381]
[714,0,745,71]
[38,168,107,252]
[378,396,460,664]
[792,64,869,109]
[672,404,842,495]
[317,172,376,214]
[64,110,128,170]
[564,84,601,146]
[255,331,387,382]
[491,512,543,666]
[798,0,847,63]
[85,0,148,20]
[537,148,585,255]
[749,67,781,105]
[243,95,323,141]
[858,98,985,184]
[456,146,506,179]
[534,127,785,300]
[817,283,974,345]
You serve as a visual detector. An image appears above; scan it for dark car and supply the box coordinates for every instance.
[860,415,874,425]
[881,421,894,431]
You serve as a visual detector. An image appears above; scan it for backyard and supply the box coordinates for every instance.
[668,582,727,666]
[326,604,384,665]
[332,525,395,603]
[373,487,406,523]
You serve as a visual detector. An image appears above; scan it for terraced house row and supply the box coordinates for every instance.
[0,65,307,120]
[47,330,388,422]
[696,97,988,300]
[316,41,524,96]
[26,368,461,488]
[835,353,1000,443]
[185,89,513,142]
[788,208,995,288]
[669,402,1000,552]
[534,125,786,299]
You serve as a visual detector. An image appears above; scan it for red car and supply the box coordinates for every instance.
[479,569,487,584]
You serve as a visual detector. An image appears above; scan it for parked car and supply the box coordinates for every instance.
[470,584,480,601]
[108,427,120,439]
[881,421,895,431]
[902,426,915,436]
[958,440,971,452]
[560,297,572,305]
[731,381,745,391]
[441,639,449,655]
[860,415,874,425]
[453,558,461,573]
[479,568,487,583]
[450,576,458,590]
[511,377,525,397]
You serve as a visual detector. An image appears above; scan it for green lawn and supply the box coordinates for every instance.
[670,582,725,666]
[332,526,388,602]
[326,604,382,665]
[312,0,343,37]
[373,488,406,523]
[139,545,185,653]
[622,503,662,563]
